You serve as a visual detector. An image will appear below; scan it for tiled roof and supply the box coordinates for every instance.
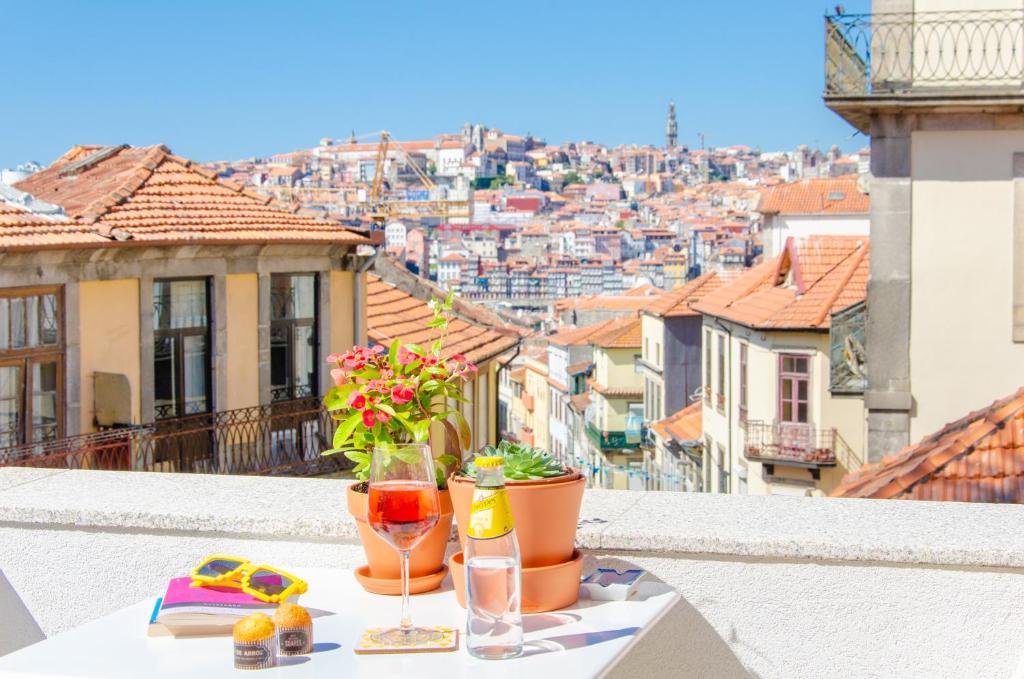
[589,380,643,399]
[366,274,519,365]
[692,236,869,330]
[590,314,642,349]
[832,388,1024,503]
[568,393,591,413]
[17,145,369,246]
[0,201,108,250]
[643,272,723,318]
[651,401,703,443]
[566,361,593,375]
[758,177,868,215]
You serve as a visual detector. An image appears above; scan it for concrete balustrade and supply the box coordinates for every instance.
[1,467,1023,677]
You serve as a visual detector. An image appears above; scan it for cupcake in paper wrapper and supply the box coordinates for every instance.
[274,603,313,656]
[233,613,277,670]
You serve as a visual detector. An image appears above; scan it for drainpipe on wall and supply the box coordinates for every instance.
[714,318,734,494]
[352,247,379,345]
[494,342,523,445]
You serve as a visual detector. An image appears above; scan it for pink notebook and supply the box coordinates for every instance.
[148,577,281,637]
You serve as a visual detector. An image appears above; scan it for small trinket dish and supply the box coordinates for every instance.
[580,567,645,601]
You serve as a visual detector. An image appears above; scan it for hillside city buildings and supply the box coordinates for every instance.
[2,0,1023,503]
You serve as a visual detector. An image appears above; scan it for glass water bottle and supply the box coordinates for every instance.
[464,456,523,660]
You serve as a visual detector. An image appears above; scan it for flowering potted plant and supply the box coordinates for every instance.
[323,291,476,594]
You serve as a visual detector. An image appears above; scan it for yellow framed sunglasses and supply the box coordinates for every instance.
[190,555,307,604]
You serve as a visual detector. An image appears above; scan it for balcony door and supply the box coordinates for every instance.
[778,354,810,455]
[153,279,211,420]
[152,279,213,471]
[0,288,63,450]
[269,273,321,467]
[270,273,318,403]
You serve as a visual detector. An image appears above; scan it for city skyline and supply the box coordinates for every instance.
[0,1,870,168]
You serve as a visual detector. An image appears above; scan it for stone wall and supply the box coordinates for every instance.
[1,468,1023,677]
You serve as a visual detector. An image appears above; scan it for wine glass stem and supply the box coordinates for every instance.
[399,549,412,632]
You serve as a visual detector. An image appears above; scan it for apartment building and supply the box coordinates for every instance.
[825,0,1024,458]
[758,177,869,258]
[693,236,869,495]
[583,315,646,490]
[2,143,371,472]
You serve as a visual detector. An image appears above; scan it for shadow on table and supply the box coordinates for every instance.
[278,656,310,667]
[523,627,640,657]
[523,612,582,634]
[311,642,341,653]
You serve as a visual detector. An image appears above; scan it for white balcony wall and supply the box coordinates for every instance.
[2,468,1023,678]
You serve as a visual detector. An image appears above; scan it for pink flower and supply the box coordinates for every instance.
[391,384,415,405]
[348,392,366,409]
[371,345,386,354]
[331,368,346,386]
[451,354,467,363]
[467,362,478,373]
[326,353,343,364]
[396,346,419,366]
[362,409,376,428]
[375,410,391,424]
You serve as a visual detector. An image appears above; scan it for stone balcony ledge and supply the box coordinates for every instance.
[2,468,1024,678]
[2,468,1022,569]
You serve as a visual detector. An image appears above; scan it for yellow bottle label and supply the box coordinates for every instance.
[467,487,514,539]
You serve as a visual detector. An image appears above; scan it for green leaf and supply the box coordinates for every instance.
[410,419,431,442]
[388,338,401,368]
[323,383,356,411]
[404,343,425,357]
[436,454,457,467]
[376,403,396,416]
[452,410,472,451]
[332,411,362,449]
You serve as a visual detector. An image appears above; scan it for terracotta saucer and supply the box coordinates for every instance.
[354,564,448,595]
[450,549,583,613]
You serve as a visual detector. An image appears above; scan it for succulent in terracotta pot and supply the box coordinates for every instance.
[448,440,585,612]
[323,291,474,593]
[449,440,585,569]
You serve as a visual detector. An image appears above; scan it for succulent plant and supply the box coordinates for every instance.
[461,440,568,480]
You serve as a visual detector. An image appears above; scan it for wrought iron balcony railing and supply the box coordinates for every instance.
[743,420,838,468]
[0,397,352,477]
[825,10,1024,97]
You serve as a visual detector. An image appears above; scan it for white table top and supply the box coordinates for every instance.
[0,567,678,679]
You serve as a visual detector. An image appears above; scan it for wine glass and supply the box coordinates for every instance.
[367,443,442,645]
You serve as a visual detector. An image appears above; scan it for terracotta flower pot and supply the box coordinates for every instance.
[447,469,585,569]
[449,549,584,613]
[346,484,453,587]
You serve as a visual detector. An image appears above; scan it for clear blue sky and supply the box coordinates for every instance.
[0,0,870,168]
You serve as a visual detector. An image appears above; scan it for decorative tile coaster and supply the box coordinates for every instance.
[354,627,458,654]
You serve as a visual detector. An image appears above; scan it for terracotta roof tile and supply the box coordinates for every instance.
[16,145,368,247]
[588,314,642,349]
[832,387,1024,502]
[651,401,702,443]
[366,274,518,365]
[758,177,869,215]
[692,236,868,330]
[0,202,108,249]
[643,272,723,318]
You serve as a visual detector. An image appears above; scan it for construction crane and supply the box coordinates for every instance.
[364,131,472,227]
[255,130,472,227]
